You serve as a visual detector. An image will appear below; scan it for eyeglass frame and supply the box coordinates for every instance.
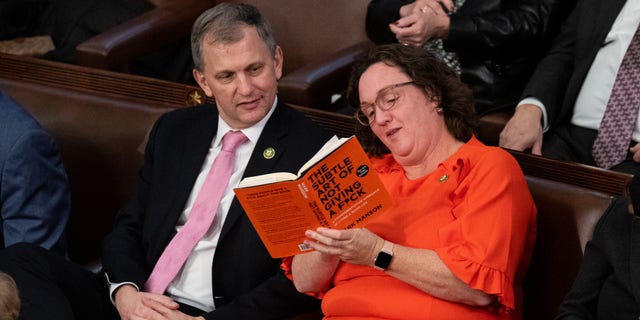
[354,81,417,126]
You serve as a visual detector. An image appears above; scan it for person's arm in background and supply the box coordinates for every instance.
[445,0,565,55]
[499,0,580,151]
[390,0,453,46]
[2,128,69,255]
[499,99,545,153]
[390,0,568,54]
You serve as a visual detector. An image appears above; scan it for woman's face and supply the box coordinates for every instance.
[358,62,446,165]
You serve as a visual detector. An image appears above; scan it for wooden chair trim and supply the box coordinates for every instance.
[0,52,204,108]
[508,150,632,196]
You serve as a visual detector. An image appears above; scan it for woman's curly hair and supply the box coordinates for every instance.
[347,44,477,157]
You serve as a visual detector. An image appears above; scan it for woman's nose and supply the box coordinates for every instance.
[372,106,392,125]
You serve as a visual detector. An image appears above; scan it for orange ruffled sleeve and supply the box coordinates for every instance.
[434,148,536,313]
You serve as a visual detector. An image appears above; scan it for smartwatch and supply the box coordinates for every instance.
[373,240,394,270]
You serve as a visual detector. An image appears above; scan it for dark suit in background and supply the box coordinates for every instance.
[555,176,640,319]
[0,91,69,254]
[521,0,627,128]
[103,102,330,319]
[508,0,640,175]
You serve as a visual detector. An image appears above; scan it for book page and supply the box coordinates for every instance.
[296,135,348,176]
[236,172,298,188]
[237,135,347,188]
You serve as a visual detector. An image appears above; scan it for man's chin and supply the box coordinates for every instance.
[236,106,271,126]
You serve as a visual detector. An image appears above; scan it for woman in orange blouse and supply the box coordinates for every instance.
[283,44,536,320]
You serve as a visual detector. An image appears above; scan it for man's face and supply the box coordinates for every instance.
[193,25,283,129]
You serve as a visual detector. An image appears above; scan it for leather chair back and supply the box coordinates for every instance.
[522,176,614,320]
[220,0,371,76]
[0,53,198,264]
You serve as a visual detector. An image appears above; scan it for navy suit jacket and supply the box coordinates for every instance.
[521,0,627,129]
[555,196,640,319]
[0,91,69,254]
[102,102,331,319]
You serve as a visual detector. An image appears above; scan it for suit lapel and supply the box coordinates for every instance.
[163,105,219,240]
[587,0,626,47]
[218,103,290,242]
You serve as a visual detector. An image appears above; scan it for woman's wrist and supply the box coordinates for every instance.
[372,240,395,270]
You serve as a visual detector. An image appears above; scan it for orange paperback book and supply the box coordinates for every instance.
[234,136,393,258]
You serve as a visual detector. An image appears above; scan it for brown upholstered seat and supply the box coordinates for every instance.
[522,177,615,320]
[0,53,198,265]
[75,0,373,111]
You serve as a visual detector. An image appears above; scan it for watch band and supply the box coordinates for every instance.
[373,240,394,270]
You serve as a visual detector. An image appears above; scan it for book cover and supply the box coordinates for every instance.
[234,136,393,258]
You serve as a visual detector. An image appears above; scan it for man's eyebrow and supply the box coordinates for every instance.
[245,62,263,70]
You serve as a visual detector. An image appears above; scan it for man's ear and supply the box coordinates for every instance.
[273,45,284,81]
[193,69,214,97]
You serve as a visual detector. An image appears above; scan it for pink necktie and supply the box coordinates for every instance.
[145,130,248,294]
[592,24,640,169]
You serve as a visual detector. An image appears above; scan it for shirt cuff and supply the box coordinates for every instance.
[105,273,139,305]
[517,97,549,132]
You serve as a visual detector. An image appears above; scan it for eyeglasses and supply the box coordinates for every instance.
[354,81,416,126]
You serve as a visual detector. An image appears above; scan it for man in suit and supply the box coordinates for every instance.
[0,3,329,320]
[105,3,331,319]
[499,0,640,175]
[0,91,69,255]
[554,174,640,319]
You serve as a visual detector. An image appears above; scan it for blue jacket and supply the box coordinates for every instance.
[0,91,69,254]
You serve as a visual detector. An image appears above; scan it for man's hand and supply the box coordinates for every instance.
[390,0,452,46]
[630,142,640,163]
[114,284,197,320]
[499,104,544,155]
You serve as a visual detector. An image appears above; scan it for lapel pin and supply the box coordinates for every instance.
[263,147,275,159]
[439,174,449,183]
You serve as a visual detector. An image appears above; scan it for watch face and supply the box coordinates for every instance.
[375,251,393,269]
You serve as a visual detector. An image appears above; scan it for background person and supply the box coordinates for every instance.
[0,271,20,320]
[499,0,640,175]
[0,90,69,255]
[554,174,640,319]
[284,44,536,320]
